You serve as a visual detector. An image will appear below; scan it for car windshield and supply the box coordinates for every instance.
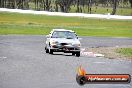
[51,31,77,39]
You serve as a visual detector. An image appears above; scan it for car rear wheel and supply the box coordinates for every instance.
[76,52,80,57]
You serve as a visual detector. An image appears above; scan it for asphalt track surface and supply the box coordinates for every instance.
[0,35,132,88]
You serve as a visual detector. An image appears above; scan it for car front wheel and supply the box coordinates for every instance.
[45,46,49,53]
[72,52,75,56]
[76,52,80,57]
[46,48,49,53]
[49,48,53,54]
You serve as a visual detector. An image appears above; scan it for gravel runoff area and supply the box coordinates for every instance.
[85,46,132,60]
[80,37,132,60]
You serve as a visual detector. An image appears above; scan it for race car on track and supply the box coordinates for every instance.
[45,29,81,57]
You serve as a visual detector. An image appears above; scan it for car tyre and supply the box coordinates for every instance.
[76,52,80,57]
[45,46,49,53]
[49,48,53,54]
[46,48,49,53]
[72,52,75,56]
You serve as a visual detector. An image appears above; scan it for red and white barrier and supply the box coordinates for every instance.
[81,48,104,57]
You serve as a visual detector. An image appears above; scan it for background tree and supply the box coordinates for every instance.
[0,0,131,15]
[129,0,132,8]
[76,0,80,12]
[45,0,51,11]
[57,0,74,12]
[111,0,117,15]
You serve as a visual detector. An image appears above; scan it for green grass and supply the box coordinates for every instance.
[0,12,132,37]
[117,48,132,57]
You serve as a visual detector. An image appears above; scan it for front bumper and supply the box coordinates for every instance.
[50,45,80,53]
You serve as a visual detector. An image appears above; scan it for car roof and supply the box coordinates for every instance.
[52,29,74,32]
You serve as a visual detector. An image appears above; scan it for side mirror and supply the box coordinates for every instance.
[46,35,50,38]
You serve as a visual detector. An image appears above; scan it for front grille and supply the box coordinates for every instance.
[69,48,74,50]
[66,48,78,50]
[61,43,68,46]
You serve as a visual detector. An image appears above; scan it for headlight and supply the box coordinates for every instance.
[67,43,72,45]
[50,41,59,45]
[73,43,81,47]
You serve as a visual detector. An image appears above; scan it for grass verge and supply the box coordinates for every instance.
[116,48,132,57]
[0,12,132,37]
[85,47,132,60]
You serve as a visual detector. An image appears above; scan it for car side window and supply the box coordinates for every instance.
[51,31,58,38]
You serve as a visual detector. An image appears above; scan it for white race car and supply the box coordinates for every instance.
[45,29,81,57]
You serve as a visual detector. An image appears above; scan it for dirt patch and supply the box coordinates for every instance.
[85,46,132,61]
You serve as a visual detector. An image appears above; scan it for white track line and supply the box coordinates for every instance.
[93,62,106,64]
[0,8,132,20]
[0,56,7,59]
